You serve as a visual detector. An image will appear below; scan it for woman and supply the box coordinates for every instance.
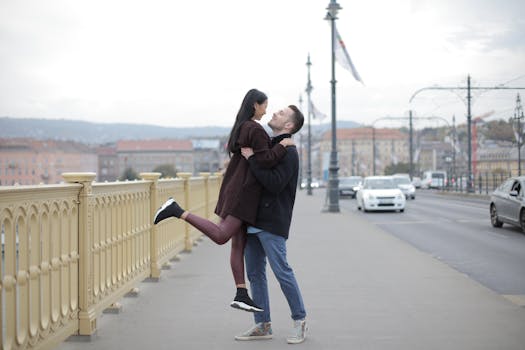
[153,89,293,312]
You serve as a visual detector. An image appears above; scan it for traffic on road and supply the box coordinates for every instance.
[340,190,525,299]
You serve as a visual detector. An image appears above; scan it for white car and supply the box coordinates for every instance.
[300,178,320,189]
[393,176,416,199]
[412,176,422,188]
[356,176,406,212]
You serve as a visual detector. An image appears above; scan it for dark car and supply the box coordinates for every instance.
[490,176,525,232]
[338,176,362,198]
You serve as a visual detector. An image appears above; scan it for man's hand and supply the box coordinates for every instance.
[279,138,295,147]
[241,147,254,159]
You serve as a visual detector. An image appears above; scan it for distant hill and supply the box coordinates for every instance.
[0,117,231,144]
[0,117,361,144]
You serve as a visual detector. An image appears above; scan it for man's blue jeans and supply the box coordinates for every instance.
[245,231,306,323]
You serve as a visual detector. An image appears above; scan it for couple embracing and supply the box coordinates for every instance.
[154,89,308,344]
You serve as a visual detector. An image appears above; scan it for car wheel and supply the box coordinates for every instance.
[520,209,525,233]
[490,204,503,228]
[400,209,405,213]
[412,195,416,200]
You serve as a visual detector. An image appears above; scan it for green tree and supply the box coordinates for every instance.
[152,164,178,178]
[384,162,410,175]
[481,119,515,142]
[120,167,138,181]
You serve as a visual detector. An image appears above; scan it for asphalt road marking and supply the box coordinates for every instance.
[375,220,433,225]
[501,294,525,307]
[455,218,486,223]
[375,218,482,225]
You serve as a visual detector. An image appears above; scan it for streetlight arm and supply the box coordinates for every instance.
[409,86,463,103]
[409,86,525,103]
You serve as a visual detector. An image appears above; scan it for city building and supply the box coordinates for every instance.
[0,138,97,185]
[97,144,119,182]
[191,139,225,174]
[415,140,457,176]
[116,139,194,177]
[319,127,408,178]
[476,141,517,176]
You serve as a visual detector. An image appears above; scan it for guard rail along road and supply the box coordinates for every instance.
[0,172,222,350]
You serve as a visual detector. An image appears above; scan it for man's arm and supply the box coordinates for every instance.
[242,147,297,194]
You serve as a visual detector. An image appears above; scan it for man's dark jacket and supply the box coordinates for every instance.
[247,133,298,239]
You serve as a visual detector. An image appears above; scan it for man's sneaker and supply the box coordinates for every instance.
[230,287,263,312]
[234,322,273,341]
[286,319,307,344]
[153,197,185,224]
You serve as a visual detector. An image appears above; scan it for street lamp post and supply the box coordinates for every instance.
[306,54,313,195]
[409,110,413,180]
[372,126,376,175]
[298,94,304,189]
[324,0,341,212]
[452,115,457,178]
[515,93,524,176]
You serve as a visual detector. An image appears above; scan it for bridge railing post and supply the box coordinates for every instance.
[140,172,162,279]
[63,172,98,336]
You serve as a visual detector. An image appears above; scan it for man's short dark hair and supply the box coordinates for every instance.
[288,105,304,134]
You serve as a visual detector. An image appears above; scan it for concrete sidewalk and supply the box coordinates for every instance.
[59,191,525,350]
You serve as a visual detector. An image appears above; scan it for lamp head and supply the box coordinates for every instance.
[325,0,341,19]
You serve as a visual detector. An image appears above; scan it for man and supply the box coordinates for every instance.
[234,105,307,344]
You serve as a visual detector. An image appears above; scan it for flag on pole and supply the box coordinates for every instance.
[334,25,364,85]
[309,99,328,120]
[512,123,523,144]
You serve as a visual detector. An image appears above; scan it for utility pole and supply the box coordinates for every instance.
[351,139,356,176]
[409,76,525,192]
[466,75,473,191]
[372,127,376,175]
[452,115,457,178]
[305,54,313,195]
[409,110,413,180]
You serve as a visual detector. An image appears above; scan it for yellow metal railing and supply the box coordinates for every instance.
[0,172,221,349]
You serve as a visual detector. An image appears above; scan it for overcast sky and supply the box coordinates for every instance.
[1,0,524,129]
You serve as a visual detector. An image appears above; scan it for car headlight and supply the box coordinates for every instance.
[367,193,375,200]
[396,194,403,200]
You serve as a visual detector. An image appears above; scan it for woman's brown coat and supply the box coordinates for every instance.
[214,120,286,224]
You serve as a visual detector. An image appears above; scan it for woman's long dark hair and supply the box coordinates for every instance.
[226,89,268,154]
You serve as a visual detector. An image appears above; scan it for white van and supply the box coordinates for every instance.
[421,171,447,189]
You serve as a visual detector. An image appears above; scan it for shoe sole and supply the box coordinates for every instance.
[234,335,273,341]
[153,198,174,224]
[286,338,306,344]
[230,301,263,313]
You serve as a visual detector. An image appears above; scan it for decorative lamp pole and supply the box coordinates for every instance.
[298,94,304,188]
[306,54,313,195]
[324,0,341,212]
